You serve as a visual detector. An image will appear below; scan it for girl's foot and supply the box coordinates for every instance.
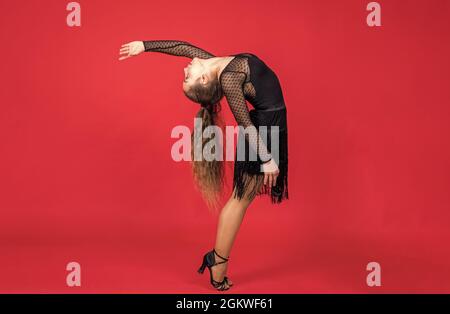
[211,250,232,289]
[198,249,233,291]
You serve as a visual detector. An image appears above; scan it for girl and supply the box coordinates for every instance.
[119,40,288,291]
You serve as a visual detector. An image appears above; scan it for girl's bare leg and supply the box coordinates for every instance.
[212,175,263,288]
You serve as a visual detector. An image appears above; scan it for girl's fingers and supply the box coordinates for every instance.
[120,46,129,52]
[272,174,277,186]
[118,55,131,61]
[268,174,273,188]
[264,173,268,186]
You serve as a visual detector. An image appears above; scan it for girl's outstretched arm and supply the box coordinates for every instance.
[142,40,216,59]
[119,40,215,61]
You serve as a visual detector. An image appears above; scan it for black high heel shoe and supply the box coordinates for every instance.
[197,249,231,291]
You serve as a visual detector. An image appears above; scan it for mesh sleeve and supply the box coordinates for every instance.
[221,71,272,163]
[142,40,215,59]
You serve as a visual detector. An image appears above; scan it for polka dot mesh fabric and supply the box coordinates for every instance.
[143,40,215,59]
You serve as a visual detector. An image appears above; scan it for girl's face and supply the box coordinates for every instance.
[182,57,207,92]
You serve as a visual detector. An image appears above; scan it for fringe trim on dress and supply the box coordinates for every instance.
[232,107,289,204]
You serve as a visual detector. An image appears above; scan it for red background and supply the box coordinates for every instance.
[1,0,450,293]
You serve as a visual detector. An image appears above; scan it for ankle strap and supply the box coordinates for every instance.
[213,248,229,261]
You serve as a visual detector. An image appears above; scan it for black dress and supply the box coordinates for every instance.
[143,40,288,203]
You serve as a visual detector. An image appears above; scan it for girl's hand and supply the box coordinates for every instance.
[261,158,280,188]
[119,41,145,60]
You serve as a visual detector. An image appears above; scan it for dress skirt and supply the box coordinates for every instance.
[232,106,288,204]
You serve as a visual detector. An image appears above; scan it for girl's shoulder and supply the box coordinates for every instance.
[219,54,252,84]
[219,54,250,86]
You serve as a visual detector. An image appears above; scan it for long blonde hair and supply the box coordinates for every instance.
[184,77,225,209]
